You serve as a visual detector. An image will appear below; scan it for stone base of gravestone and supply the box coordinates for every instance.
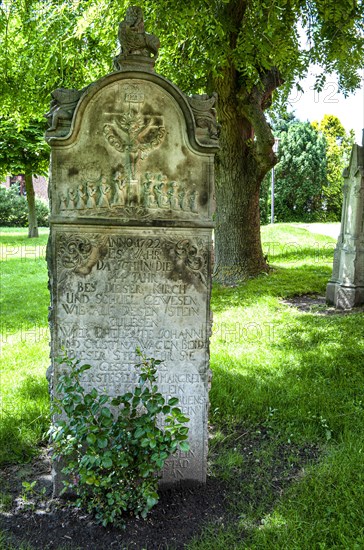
[326,282,364,310]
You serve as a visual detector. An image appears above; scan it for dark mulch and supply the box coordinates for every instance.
[0,449,229,550]
[0,426,320,550]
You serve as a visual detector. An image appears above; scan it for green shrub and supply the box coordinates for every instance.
[0,185,49,227]
[49,351,190,527]
[34,197,49,226]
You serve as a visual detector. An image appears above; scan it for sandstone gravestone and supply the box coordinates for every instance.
[46,6,218,491]
[326,130,364,309]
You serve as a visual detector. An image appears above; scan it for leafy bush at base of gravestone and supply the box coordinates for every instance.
[0,185,49,227]
[49,351,190,527]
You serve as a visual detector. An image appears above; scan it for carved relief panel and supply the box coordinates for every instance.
[49,80,213,223]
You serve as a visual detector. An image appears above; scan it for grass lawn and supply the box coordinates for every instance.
[0,228,50,464]
[1,223,364,548]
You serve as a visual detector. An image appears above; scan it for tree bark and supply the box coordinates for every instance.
[24,173,39,238]
[212,67,278,284]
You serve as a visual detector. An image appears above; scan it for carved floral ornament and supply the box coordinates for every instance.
[57,234,108,276]
[175,239,206,283]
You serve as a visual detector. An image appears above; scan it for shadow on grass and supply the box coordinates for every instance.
[198,304,364,547]
[0,376,49,465]
[264,243,335,263]
[17,375,50,400]
[210,308,364,442]
[212,265,333,313]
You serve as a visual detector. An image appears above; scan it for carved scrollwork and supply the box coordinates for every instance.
[174,239,207,286]
[58,236,93,269]
[58,235,108,276]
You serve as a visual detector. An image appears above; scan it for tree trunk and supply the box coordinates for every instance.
[24,173,39,238]
[212,68,275,284]
[214,159,268,284]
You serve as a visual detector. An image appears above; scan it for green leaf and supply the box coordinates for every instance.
[179,441,190,452]
[97,437,108,449]
[86,433,96,445]
[99,394,109,405]
[134,427,145,438]
[111,397,122,406]
[122,392,133,401]
[146,495,159,508]
[168,397,179,406]
[101,407,112,418]
[79,363,92,373]
[102,456,113,469]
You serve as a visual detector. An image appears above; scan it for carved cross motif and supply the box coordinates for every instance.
[103,111,165,179]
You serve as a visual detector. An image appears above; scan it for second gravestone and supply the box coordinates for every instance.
[46,7,218,490]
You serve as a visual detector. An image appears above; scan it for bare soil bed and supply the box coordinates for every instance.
[0,448,229,550]
[0,426,320,550]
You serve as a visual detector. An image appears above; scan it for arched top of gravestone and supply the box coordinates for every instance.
[45,7,219,155]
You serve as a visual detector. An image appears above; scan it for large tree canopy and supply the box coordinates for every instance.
[1,1,363,279]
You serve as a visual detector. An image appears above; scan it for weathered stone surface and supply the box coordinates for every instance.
[326,131,364,309]
[113,6,160,72]
[47,10,218,494]
[45,88,84,138]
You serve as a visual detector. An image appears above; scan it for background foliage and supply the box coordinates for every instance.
[0,185,49,227]
[260,115,355,224]
[274,121,328,222]
[312,114,354,220]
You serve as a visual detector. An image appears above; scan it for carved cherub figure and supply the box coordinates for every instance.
[87,183,98,209]
[45,88,82,133]
[68,188,78,209]
[168,181,179,210]
[98,177,112,208]
[77,184,87,209]
[187,92,220,141]
[189,185,198,213]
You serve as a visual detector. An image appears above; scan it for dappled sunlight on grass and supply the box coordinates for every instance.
[211,306,364,442]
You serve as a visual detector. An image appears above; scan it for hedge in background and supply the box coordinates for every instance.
[0,185,49,227]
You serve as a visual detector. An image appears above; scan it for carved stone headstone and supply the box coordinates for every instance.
[326,131,364,309]
[46,7,218,493]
